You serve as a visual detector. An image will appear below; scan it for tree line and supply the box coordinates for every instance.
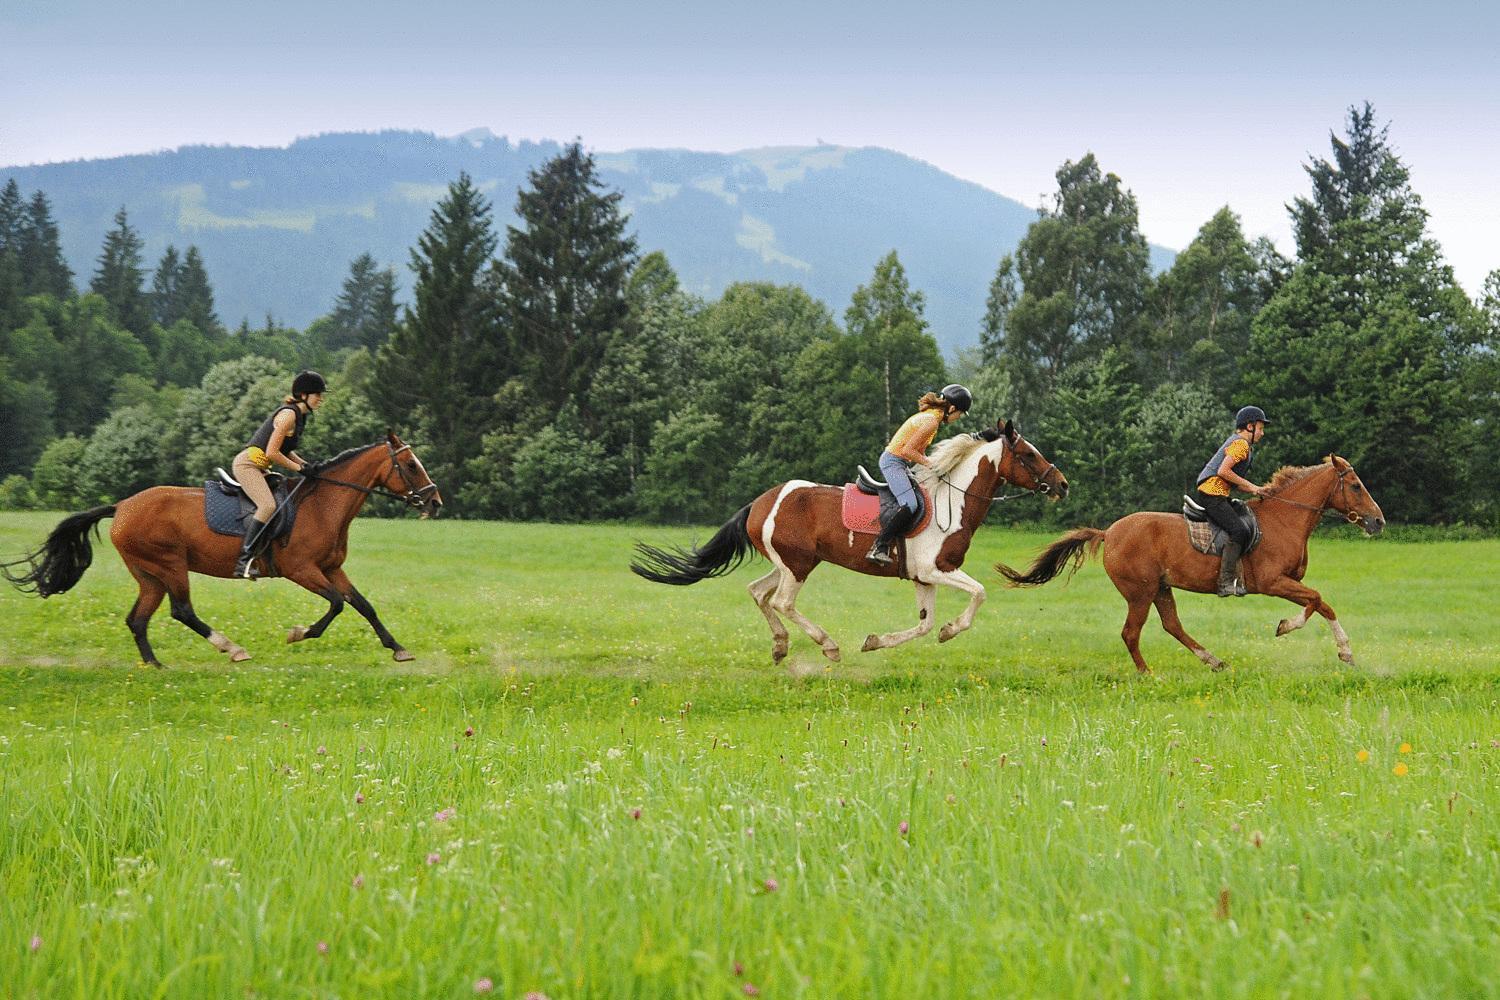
[2,104,1496,528]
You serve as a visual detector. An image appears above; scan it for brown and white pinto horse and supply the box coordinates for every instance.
[2,433,441,667]
[632,420,1068,662]
[998,456,1385,673]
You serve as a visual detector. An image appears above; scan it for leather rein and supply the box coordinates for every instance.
[296,443,438,510]
[1254,465,1362,524]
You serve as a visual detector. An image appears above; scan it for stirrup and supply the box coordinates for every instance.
[866,545,894,566]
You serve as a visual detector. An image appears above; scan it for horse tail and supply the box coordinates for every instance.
[1,505,117,597]
[996,527,1105,587]
[631,504,756,586]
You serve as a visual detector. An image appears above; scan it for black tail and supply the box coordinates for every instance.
[1,505,116,597]
[631,505,756,585]
[996,527,1105,587]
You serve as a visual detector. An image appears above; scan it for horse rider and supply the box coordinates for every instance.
[1195,405,1270,597]
[866,384,972,566]
[231,370,326,579]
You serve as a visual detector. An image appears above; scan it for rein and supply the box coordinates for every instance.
[1254,466,1362,525]
[297,443,437,510]
[930,439,1055,531]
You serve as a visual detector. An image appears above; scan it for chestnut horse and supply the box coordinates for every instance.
[631,420,1068,662]
[2,432,441,667]
[997,456,1385,673]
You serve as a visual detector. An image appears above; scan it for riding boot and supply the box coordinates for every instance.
[866,507,913,566]
[233,522,266,580]
[1216,541,1247,597]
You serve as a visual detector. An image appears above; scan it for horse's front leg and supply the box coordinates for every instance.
[929,569,987,643]
[862,582,936,652]
[328,567,413,662]
[283,565,345,645]
[1263,576,1355,665]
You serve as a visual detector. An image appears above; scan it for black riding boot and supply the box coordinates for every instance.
[1216,541,1247,597]
[233,521,266,580]
[866,508,914,566]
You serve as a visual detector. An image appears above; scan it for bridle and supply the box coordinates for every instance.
[299,442,440,510]
[1257,463,1363,525]
[930,435,1060,530]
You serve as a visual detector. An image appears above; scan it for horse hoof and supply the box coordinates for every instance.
[861,635,881,653]
[1211,660,1229,673]
[1339,651,1356,666]
[822,646,842,663]
[229,649,251,662]
[286,626,308,643]
[937,625,958,643]
[392,648,415,663]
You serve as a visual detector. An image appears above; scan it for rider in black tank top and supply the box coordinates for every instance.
[230,371,328,579]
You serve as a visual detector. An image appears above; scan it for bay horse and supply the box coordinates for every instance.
[631,420,1068,662]
[2,432,442,667]
[997,456,1385,673]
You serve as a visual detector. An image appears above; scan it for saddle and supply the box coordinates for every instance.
[841,466,933,537]
[1181,494,1260,556]
[203,468,299,544]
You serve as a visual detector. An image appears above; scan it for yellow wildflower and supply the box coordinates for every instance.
[1356,749,1370,763]
[1399,743,1412,754]
[1393,762,1409,776]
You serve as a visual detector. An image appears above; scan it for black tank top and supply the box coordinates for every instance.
[248,404,307,455]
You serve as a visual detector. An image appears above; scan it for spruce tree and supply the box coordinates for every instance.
[497,143,638,430]
[1242,103,1485,522]
[328,253,398,350]
[371,173,503,504]
[19,191,73,299]
[91,208,151,341]
[177,247,220,336]
[151,245,183,328]
[0,180,23,254]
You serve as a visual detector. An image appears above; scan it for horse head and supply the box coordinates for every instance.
[380,431,444,517]
[990,419,1069,501]
[1325,455,1384,536]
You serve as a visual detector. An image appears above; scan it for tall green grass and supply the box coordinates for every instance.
[2,512,1498,997]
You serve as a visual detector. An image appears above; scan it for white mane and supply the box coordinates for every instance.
[912,434,999,489]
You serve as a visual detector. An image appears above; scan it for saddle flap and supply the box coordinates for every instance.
[841,482,933,537]
[1183,499,1261,556]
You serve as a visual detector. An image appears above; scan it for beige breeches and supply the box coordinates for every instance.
[231,449,277,523]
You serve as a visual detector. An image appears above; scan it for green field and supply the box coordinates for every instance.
[2,511,1499,998]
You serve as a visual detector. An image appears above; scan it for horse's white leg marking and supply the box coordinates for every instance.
[1276,604,1312,637]
[1330,620,1355,664]
[748,568,789,662]
[862,582,936,652]
[928,569,987,643]
[207,629,251,662]
[769,569,840,662]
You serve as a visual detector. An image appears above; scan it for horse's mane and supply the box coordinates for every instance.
[317,441,384,470]
[913,434,989,486]
[1262,462,1332,496]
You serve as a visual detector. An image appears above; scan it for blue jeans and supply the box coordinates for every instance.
[879,451,920,513]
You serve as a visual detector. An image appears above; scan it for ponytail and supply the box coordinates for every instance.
[917,391,948,413]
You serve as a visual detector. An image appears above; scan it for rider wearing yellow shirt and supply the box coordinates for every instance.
[1195,405,1270,596]
[867,384,972,565]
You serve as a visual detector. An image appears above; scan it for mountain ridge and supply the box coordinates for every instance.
[2,131,1176,353]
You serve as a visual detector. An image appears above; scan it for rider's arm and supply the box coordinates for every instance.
[265,411,306,472]
[890,413,941,465]
[1216,444,1264,495]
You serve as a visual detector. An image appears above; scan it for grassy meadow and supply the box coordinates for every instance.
[2,510,1499,998]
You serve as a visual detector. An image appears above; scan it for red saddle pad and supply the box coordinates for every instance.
[840,483,934,536]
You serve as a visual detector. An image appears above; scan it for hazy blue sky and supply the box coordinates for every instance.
[3,0,1496,291]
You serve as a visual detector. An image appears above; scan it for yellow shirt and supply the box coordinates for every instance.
[885,409,943,457]
[1199,438,1250,496]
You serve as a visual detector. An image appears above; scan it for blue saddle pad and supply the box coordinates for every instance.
[203,480,298,540]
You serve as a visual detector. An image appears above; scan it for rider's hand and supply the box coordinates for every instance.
[1252,485,1269,497]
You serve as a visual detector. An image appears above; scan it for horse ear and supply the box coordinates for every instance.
[1330,454,1350,471]
[386,428,398,445]
[1002,418,1017,440]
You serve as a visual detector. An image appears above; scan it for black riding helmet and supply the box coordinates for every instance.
[940,383,973,413]
[292,370,328,398]
[1234,405,1269,428]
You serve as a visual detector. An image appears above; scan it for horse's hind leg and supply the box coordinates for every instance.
[327,568,412,661]
[862,582,936,652]
[164,572,250,662]
[748,569,790,663]
[769,571,841,663]
[1153,586,1226,672]
[125,570,167,667]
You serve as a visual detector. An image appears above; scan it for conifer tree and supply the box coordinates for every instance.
[497,143,638,430]
[90,208,151,341]
[0,180,23,254]
[19,191,73,299]
[327,253,398,350]
[177,246,219,336]
[151,245,183,328]
[372,173,503,503]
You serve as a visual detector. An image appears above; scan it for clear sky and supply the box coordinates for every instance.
[3,0,1496,293]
